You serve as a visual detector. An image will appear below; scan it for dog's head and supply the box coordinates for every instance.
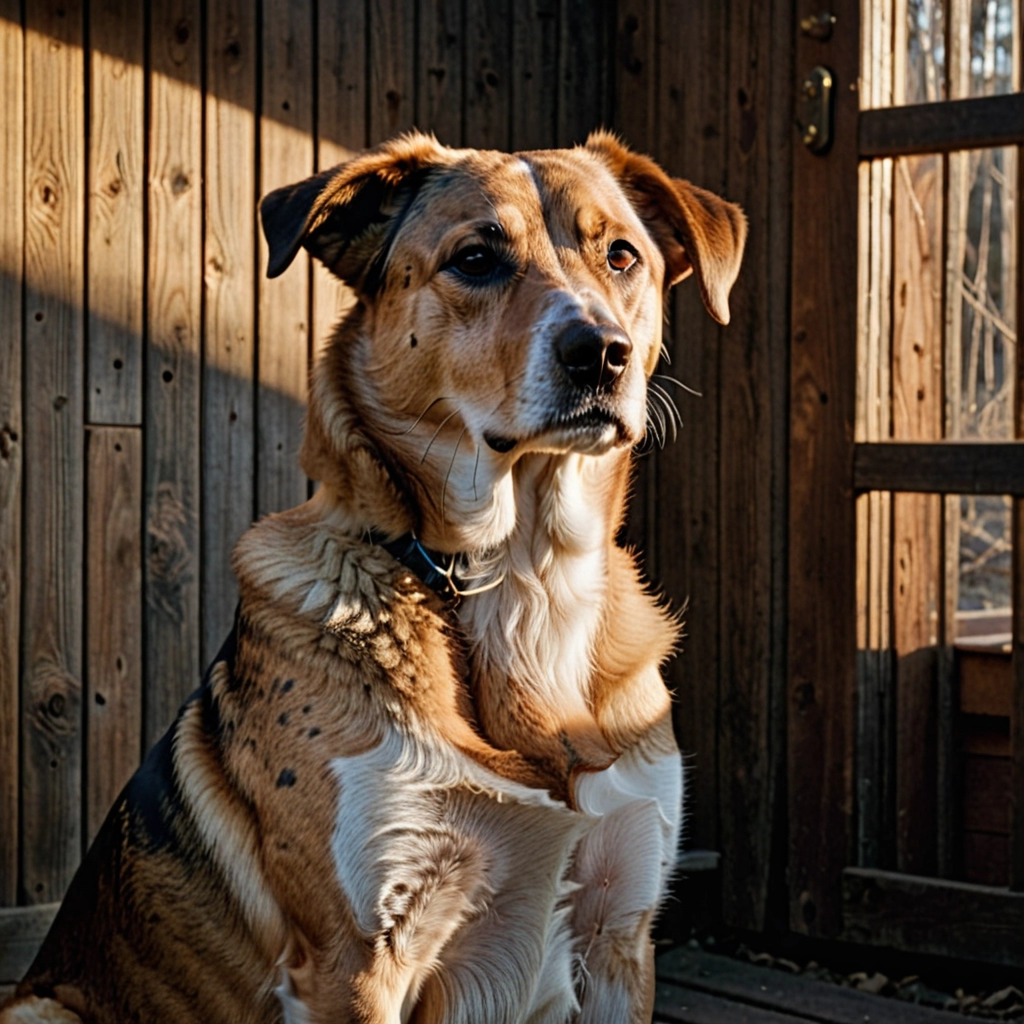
[261,131,745,549]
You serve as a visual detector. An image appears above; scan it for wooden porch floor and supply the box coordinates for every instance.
[654,947,959,1023]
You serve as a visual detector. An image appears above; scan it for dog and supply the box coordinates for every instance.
[3,130,745,1023]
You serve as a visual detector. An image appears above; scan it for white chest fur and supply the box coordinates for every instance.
[322,730,682,1024]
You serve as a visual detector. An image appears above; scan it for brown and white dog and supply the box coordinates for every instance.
[3,131,745,1024]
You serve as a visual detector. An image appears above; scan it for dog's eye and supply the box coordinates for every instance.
[607,241,638,272]
[449,245,498,278]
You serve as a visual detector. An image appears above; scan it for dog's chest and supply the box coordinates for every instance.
[323,725,682,1023]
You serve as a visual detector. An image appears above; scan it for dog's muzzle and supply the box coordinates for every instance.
[554,321,632,393]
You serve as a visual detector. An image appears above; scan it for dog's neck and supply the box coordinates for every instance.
[301,341,630,763]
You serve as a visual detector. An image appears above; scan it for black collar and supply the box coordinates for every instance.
[365,528,463,603]
[365,528,506,605]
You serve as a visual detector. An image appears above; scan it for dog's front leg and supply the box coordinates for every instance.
[571,741,682,1024]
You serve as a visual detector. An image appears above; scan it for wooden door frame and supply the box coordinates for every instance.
[788,0,1024,959]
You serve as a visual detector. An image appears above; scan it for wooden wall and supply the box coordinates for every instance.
[0,0,795,962]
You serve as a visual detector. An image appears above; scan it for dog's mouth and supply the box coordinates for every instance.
[484,404,629,456]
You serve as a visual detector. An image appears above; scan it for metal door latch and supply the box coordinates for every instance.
[798,65,834,153]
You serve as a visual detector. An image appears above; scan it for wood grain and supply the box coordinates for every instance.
[258,0,314,519]
[843,867,1024,966]
[0,0,24,908]
[85,427,142,844]
[654,0,727,869]
[203,0,256,665]
[0,903,58,985]
[716,0,793,932]
[22,0,85,906]
[860,94,1024,158]
[313,0,364,367]
[368,0,415,145]
[854,442,1024,494]
[510,0,559,151]
[891,153,944,877]
[465,0,510,149]
[1013,109,1024,891]
[787,0,860,938]
[145,0,203,751]
[556,0,610,146]
[657,945,958,1024]
[87,0,144,426]
[418,0,463,145]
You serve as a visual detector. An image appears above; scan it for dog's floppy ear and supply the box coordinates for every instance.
[585,130,747,325]
[260,132,448,288]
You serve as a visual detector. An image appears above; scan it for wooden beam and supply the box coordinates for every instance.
[657,945,957,1023]
[842,867,1024,967]
[860,94,1024,158]
[854,442,1024,494]
[0,903,58,984]
[788,0,860,939]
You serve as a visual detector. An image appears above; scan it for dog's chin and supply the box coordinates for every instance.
[485,408,633,457]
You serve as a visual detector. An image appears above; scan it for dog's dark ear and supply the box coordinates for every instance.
[260,132,447,287]
[585,130,747,325]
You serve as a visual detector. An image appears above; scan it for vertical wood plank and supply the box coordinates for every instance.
[22,0,85,904]
[258,0,314,518]
[0,0,24,907]
[85,427,142,844]
[314,0,365,365]
[556,0,610,145]
[465,0,510,149]
[368,0,415,145]
[510,0,558,150]
[655,0,727,863]
[788,0,860,938]
[146,0,203,750]
[613,0,656,570]
[87,0,144,426]
[891,153,944,877]
[418,0,463,145]
[204,0,256,665]
[716,0,793,931]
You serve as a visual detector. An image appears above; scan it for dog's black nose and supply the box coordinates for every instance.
[555,322,632,391]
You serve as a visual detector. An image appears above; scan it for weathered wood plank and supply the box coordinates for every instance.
[842,867,1024,966]
[715,0,792,933]
[510,0,559,151]
[0,0,24,908]
[313,0,364,367]
[22,0,85,906]
[788,0,860,938]
[611,0,656,564]
[203,0,256,665]
[145,0,203,750]
[854,441,1024,494]
[418,0,463,145]
[258,0,314,519]
[556,0,610,146]
[368,0,415,145]
[657,946,957,1023]
[653,981,809,1024]
[891,152,944,878]
[1012,114,1024,892]
[654,0,727,869]
[860,94,1024,158]
[464,0,510,149]
[87,0,145,426]
[85,427,142,844]
[0,903,58,985]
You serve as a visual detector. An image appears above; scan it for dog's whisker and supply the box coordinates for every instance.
[472,446,480,502]
[378,395,454,437]
[653,373,702,398]
[441,428,467,531]
[420,408,462,465]
[650,381,682,431]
